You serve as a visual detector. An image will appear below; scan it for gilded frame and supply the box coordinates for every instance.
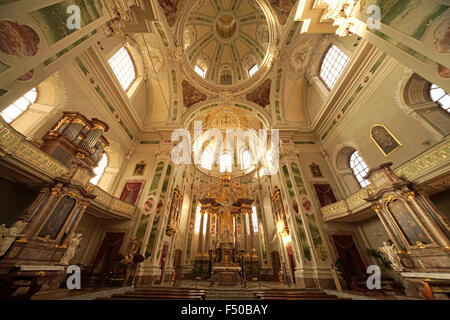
[370,124,402,157]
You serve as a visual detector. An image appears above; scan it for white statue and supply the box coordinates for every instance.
[378,241,404,271]
[60,233,82,265]
[0,220,28,257]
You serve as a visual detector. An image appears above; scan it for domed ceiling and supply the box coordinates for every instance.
[181,0,271,88]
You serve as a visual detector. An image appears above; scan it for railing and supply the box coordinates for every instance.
[321,138,450,221]
[0,120,68,179]
[0,119,136,220]
[321,188,370,221]
[91,186,137,219]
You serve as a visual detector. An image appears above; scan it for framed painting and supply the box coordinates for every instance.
[309,162,323,178]
[133,161,146,176]
[370,124,402,157]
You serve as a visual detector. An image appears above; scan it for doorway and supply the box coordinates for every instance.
[332,234,366,287]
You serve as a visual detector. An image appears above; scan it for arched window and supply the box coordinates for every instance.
[90,153,108,185]
[220,153,232,173]
[252,206,258,233]
[108,47,136,91]
[430,83,450,113]
[201,149,212,170]
[349,150,369,188]
[319,45,350,90]
[1,87,37,123]
[242,149,251,170]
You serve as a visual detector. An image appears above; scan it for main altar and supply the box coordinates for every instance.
[196,172,256,286]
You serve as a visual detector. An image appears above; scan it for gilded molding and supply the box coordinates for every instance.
[0,120,136,220]
[395,140,450,181]
[0,121,68,178]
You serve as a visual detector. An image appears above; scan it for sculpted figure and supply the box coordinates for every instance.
[378,241,404,271]
[0,220,28,257]
[60,233,82,265]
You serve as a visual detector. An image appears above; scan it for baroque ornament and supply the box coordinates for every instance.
[322,0,360,37]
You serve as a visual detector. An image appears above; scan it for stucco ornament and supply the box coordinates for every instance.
[174,46,184,63]
[289,38,314,75]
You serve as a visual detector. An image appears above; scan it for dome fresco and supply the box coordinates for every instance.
[182,0,270,87]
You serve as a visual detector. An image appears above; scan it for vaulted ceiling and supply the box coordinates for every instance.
[182,0,270,87]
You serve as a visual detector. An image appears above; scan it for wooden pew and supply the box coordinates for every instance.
[0,274,43,300]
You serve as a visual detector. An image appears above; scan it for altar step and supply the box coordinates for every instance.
[205,289,254,300]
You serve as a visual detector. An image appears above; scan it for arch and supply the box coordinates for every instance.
[96,143,124,192]
[1,87,37,123]
[3,72,65,140]
[181,100,272,130]
[399,73,450,139]
[319,44,350,90]
[90,153,108,185]
[334,146,366,195]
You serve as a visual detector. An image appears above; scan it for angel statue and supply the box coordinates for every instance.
[0,220,28,257]
[378,240,404,272]
[60,233,83,265]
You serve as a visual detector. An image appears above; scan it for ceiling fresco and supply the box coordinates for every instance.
[181,0,271,87]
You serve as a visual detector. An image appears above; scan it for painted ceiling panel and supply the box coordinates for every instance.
[182,0,269,87]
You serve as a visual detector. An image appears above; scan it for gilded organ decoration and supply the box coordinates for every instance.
[41,112,109,169]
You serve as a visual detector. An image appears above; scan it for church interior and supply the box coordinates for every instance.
[0,0,449,301]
